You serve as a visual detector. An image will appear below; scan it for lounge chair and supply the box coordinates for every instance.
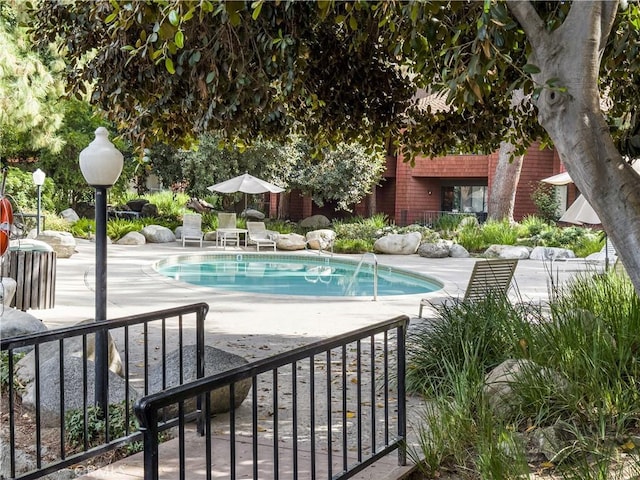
[418,258,518,318]
[181,213,203,247]
[246,221,277,252]
[216,212,238,247]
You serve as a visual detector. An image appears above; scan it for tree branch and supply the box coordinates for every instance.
[506,1,546,52]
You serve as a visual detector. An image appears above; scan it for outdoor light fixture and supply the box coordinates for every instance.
[32,168,46,236]
[79,127,123,412]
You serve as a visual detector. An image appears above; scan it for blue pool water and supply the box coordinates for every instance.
[154,254,443,297]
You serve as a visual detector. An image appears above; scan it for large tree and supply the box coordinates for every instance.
[31,1,640,293]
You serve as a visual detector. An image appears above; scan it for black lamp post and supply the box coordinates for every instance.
[79,127,123,411]
[32,168,46,236]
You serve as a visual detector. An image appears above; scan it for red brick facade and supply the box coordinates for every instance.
[282,143,574,224]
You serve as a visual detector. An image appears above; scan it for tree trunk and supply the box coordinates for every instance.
[367,186,377,217]
[278,191,290,220]
[509,1,640,294]
[487,141,524,222]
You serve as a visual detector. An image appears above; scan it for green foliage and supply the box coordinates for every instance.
[0,351,25,391]
[531,182,560,222]
[333,215,388,241]
[69,218,94,239]
[455,223,486,252]
[408,270,640,477]
[140,191,190,219]
[333,238,374,254]
[519,215,552,237]
[432,213,469,233]
[480,219,520,246]
[65,402,142,455]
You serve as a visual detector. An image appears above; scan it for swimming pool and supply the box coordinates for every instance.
[154,254,443,297]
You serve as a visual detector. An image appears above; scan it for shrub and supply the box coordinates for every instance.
[531,182,560,222]
[333,238,374,253]
[481,219,520,246]
[455,223,486,252]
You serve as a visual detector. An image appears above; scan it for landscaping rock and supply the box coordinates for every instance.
[0,277,17,306]
[299,214,331,229]
[59,208,80,223]
[529,246,576,261]
[275,233,306,250]
[140,203,158,217]
[0,308,47,352]
[484,244,532,259]
[126,199,149,212]
[449,243,470,258]
[204,231,218,242]
[0,438,36,479]
[374,232,422,255]
[417,241,450,258]
[148,345,251,416]
[19,356,138,428]
[242,208,265,221]
[116,231,146,245]
[306,229,336,250]
[141,225,176,243]
[35,231,77,258]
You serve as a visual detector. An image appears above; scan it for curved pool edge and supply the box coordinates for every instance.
[149,251,447,300]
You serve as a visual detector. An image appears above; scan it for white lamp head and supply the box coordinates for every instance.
[32,168,46,186]
[79,127,124,187]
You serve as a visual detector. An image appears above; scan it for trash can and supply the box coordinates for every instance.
[2,250,56,310]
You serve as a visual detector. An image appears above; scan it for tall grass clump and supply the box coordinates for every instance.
[455,222,485,252]
[408,271,640,477]
[481,219,520,246]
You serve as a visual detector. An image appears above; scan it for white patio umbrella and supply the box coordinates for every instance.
[559,194,600,225]
[541,171,573,185]
[207,173,285,210]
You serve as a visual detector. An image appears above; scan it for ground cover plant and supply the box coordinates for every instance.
[407,270,640,479]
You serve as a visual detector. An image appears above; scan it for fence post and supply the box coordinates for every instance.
[397,321,407,466]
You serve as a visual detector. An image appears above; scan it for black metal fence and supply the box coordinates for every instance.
[135,315,409,480]
[0,302,209,480]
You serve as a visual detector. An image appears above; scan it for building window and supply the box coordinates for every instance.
[442,185,487,213]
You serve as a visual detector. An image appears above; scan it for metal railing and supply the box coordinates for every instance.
[135,315,409,480]
[0,302,209,480]
[346,252,378,301]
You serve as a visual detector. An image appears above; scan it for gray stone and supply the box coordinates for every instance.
[126,199,149,212]
[0,308,47,352]
[148,345,251,415]
[35,231,77,258]
[0,277,17,306]
[0,438,36,479]
[305,229,336,250]
[449,243,470,258]
[275,233,307,251]
[529,246,575,261]
[16,320,123,382]
[484,244,531,259]
[59,208,80,223]
[204,231,218,242]
[141,225,176,243]
[374,232,422,255]
[9,239,54,252]
[115,231,146,245]
[19,356,138,427]
[417,241,450,258]
[242,209,265,221]
[299,214,331,229]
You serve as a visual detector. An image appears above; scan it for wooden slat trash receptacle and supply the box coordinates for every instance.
[2,250,56,310]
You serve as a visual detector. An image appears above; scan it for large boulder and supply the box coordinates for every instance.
[529,246,576,261]
[116,231,146,245]
[140,203,159,217]
[19,356,138,427]
[275,233,306,251]
[35,230,77,258]
[141,225,176,243]
[0,308,47,352]
[0,277,17,306]
[299,215,331,229]
[484,245,532,259]
[148,345,251,415]
[305,229,336,251]
[126,198,149,212]
[374,232,422,255]
[449,243,471,258]
[417,241,450,258]
[59,208,80,223]
[242,209,265,221]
